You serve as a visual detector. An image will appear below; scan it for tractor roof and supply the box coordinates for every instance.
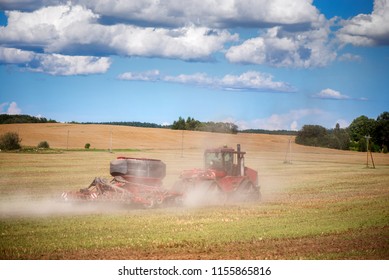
[204,146,245,154]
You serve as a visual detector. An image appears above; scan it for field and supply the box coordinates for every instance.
[0,123,388,259]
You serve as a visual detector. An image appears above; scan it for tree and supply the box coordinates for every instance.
[330,123,350,150]
[348,115,376,141]
[171,117,238,134]
[185,117,200,130]
[37,141,50,149]
[171,117,186,130]
[0,132,22,150]
[374,111,389,152]
[348,115,377,152]
[295,125,327,146]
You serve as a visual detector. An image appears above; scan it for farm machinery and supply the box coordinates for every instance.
[61,157,179,208]
[61,144,260,208]
[173,144,261,205]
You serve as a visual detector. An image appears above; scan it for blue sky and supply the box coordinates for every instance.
[0,0,388,130]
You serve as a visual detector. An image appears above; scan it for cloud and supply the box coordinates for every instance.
[28,53,111,75]
[226,24,337,68]
[0,102,22,114]
[0,47,35,64]
[118,69,160,81]
[219,71,295,92]
[71,0,322,29]
[0,102,8,113]
[1,1,322,28]
[338,0,389,46]
[2,0,380,71]
[0,5,99,50]
[0,4,237,61]
[335,119,350,128]
[312,88,368,101]
[0,1,63,11]
[119,70,295,92]
[313,88,350,100]
[0,47,111,75]
[0,1,329,67]
[7,101,22,114]
[232,108,325,130]
[338,53,362,62]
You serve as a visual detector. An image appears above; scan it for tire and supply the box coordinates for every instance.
[235,180,256,202]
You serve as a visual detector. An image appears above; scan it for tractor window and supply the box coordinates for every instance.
[223,152,234,175]
[205,152,223,170]
[205,152,234,174]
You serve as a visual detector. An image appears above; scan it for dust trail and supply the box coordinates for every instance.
[180,184,226,208]
[0,195,132,218]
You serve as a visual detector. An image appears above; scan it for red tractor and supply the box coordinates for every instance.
[173,144,261,205]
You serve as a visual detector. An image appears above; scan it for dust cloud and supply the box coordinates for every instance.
[0,195,132,218]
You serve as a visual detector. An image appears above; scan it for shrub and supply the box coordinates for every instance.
[0,132,22,150]
[37,141,50,149]
[84,143,91,149]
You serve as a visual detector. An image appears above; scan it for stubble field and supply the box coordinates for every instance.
[0,123,388,259]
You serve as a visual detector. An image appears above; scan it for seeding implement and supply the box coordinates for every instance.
[61,157,180,208]
[61,144,260,208]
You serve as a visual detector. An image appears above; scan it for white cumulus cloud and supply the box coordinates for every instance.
[28,54,111,76]
[226,24,336,68]
[118,70,160,81]
[0,102,22,115]
[119,70,294,92]
[231,108,325,130]
[0,47,111,75]
[338,0,389,46]
[0,47,35,64]
[7,101,22,114]
[72,0,321,28]
[313,88,350,100]
[0,4,237,61]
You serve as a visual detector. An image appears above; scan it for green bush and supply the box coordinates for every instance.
[0,132,22,150]
[84,143,91,149]
[37,141,50,149]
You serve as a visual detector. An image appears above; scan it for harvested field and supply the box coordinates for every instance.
[0,123,388,259]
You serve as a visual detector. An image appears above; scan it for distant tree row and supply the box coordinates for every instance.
[0,114,57,124]
[82,121,170,129]
[295,112,389,153]
[241,129,297,136]
[295,124,350,150]
[171,117,238,134]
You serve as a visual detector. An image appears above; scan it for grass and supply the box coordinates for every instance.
[1,199,387,259]
[0,146,388,259]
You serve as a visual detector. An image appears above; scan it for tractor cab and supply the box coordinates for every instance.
[204,144,245,177]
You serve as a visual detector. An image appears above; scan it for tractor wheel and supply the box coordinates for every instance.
[204,181,224,205]
[235,180,257,202]
[178,180,225,207]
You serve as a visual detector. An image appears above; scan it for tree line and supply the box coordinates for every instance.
[171,117,238,134]
[295,112,389,153]
[82,121,169,129]
[0,114,56,124]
